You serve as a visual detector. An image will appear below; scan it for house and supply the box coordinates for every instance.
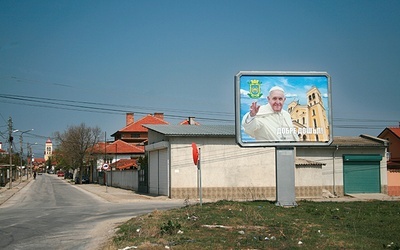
[90,139,144,183]
[111,158,139,170]
[378,127,400,196]
[90,113,168,186]
[91,113,167,165]
[102,139,145,161]
[30,157,46,173]
[111,112,168,144]
[144,124,388,200]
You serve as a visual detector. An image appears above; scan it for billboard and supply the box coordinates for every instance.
[235,71,332,147]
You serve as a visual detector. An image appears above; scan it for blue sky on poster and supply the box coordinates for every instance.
[0,0,400,157]
[239,74,329,111]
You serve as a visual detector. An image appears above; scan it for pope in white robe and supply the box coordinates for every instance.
[242,86,299,141]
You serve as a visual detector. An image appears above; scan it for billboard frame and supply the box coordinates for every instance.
[235,71,333,147]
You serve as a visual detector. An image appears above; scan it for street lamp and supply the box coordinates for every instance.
[19,129,34,181]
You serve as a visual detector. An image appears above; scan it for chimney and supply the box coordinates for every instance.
[126,113,134,125]
[188,117,195,125]
[154,112,164,120]
[0,141,2,150]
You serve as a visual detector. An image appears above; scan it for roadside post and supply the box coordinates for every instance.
[192,143,202,206]
[103,163,109,193]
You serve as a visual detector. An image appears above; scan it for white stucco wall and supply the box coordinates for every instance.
[295,166,322,187]
[169,137,276,188]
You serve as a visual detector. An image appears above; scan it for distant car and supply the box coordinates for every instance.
[75,175,89,184]
[57,171,65,177]
[64,172,73,179]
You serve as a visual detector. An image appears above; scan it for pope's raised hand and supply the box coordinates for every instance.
[249,102,260,117]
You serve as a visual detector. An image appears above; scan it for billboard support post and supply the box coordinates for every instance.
[275,147,297,207]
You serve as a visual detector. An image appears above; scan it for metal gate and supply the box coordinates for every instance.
[148,149,169,196]
[138,168,148,193]
[343,154,382,194]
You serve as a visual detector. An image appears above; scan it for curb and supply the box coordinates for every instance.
[0,178,33,206]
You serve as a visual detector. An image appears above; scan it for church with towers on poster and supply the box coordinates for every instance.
[287,86,330,142]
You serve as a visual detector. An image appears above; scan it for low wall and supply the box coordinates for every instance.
[98,169,139,191]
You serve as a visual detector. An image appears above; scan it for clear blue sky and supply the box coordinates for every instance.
[1,0,399,157]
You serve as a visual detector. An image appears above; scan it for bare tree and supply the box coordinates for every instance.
[54,123,101,184]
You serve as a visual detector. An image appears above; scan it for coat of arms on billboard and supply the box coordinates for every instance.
[247,79,263,99]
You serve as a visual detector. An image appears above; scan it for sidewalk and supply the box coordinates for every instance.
[0,178,32,206]
[66,180,171,203]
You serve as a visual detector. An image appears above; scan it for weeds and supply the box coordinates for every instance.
[112,200,400,249]
[160,220,181,235]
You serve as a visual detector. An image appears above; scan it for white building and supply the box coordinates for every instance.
[144,125,388,200]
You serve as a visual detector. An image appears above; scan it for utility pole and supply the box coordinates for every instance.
[27,143,30,179]
[28,143,35,178]
[105,131,107,192]
[8,117,13,189]
[20,129,33,181]
[19,133,23,183]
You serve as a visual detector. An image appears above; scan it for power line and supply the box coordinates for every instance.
[0,93,234,123]
[0,93,398,131]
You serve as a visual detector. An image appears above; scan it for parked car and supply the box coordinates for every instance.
[57,171,64,177]
[64,172,73,179]
[75,175,89,184]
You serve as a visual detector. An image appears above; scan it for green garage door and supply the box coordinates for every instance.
[343,155,382,194]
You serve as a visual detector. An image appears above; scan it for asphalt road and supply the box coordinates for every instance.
[0,174,183,250]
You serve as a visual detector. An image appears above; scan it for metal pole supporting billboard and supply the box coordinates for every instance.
[275,147,297,207]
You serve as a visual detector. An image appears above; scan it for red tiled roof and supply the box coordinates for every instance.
[90,140,144,154]
[378,127,400,140]
[90,142,108,154]
[28,158,45,164]
[388,127,400,138]
[110,158,138,170]
[33,158,45,164]
[105,140,144,154]
[120,114,169,133]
